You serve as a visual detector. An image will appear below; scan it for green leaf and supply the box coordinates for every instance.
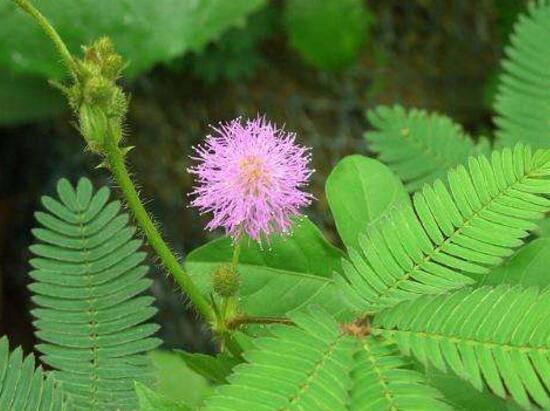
[1,0,266,80]
[149,351,213,407]
[186,217,350,319]
[203,307,356,411]
[366,105,491,192]
[494,1,550,148]
[535,216,550,238]
[135,383,191,411]
[284,0,372,70]
[326,155,409,250]
[373,285,550,409]
[176,352,239,385]
[0,336,72,410]
[30,178,161,410]
[420,365,523,411]
[339,145,550,313]
[0,68,64,125]
[479,238,550,289]
[350,337,452,411]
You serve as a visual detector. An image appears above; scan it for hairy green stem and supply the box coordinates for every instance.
[10,0,77,75]
[104,137,216,324]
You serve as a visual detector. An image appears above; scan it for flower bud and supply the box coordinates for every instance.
[79,104,108,152]
[212,264,240,298]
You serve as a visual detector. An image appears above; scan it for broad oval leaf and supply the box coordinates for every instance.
[185,218,350,319]
[326,155,409,250]
[0,0,266,80]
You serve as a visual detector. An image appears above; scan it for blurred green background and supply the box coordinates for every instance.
[0,0,526,353]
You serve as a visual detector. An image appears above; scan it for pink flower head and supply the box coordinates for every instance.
[188,115,313,242]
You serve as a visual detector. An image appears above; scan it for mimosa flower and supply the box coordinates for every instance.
[189,116,313,242]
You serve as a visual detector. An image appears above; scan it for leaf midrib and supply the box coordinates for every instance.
[371,169,534,308]
[372,328,549,353]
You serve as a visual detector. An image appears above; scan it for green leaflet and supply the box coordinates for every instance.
[203,307,356,411]
[29,178,161,411]
[420,365,524,411]
[373,285,550,409]
[326,155,409,251]
[135,383,191,411]
[339,145,550,313]
[185,217,351,319]
[366,105,490,192]
[284,0,372,70]
[176,351,240,385]
[349,337,452,411]
[494,1,550,148]
[0,0,266,80]
[0,336,72,411]
[149,351,213,407]
[479,237,550,289]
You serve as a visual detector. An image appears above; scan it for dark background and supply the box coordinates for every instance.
[0,0,526,354]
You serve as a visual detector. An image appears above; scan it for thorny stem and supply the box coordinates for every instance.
[10,0,77,75]
[12,0,217,325]
[103,135,216,324]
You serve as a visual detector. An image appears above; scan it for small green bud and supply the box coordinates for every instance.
[212,264,240,298]
[79,104,108,152]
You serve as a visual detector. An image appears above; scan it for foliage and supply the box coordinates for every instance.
[339,145,550,313]
[186,218,349,319]
[373,285,550,409]
[29,178,161,410]
[182,6,276,84]
[326,154,409,250]
[203,307,356,411]
[149,350,213,406]
[349,338,451,410]
[0,0,265,125]
[0,337,71,410]
[284,0,372,70]
[4,1,550,411]
[479,237,550,289]
[365,106,490,192]
[494,1,550,148]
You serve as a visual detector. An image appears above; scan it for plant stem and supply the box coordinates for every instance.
[231,240,242,273]
[227,316,293,329]
[11,0,77,75]
[103,137,216,324]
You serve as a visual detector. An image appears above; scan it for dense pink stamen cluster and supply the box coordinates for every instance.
[188,116,313,242]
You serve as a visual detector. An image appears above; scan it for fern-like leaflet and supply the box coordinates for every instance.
[0,337,72,410]
[494,1,550,148]
[349,337,452,410]
[372,285,550,409]
[339,145,550,313]
[365,105,489,192]
[204,307,355,411]
[29,178,161,410]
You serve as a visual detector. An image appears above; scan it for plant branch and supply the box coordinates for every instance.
[103,136,216,324]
